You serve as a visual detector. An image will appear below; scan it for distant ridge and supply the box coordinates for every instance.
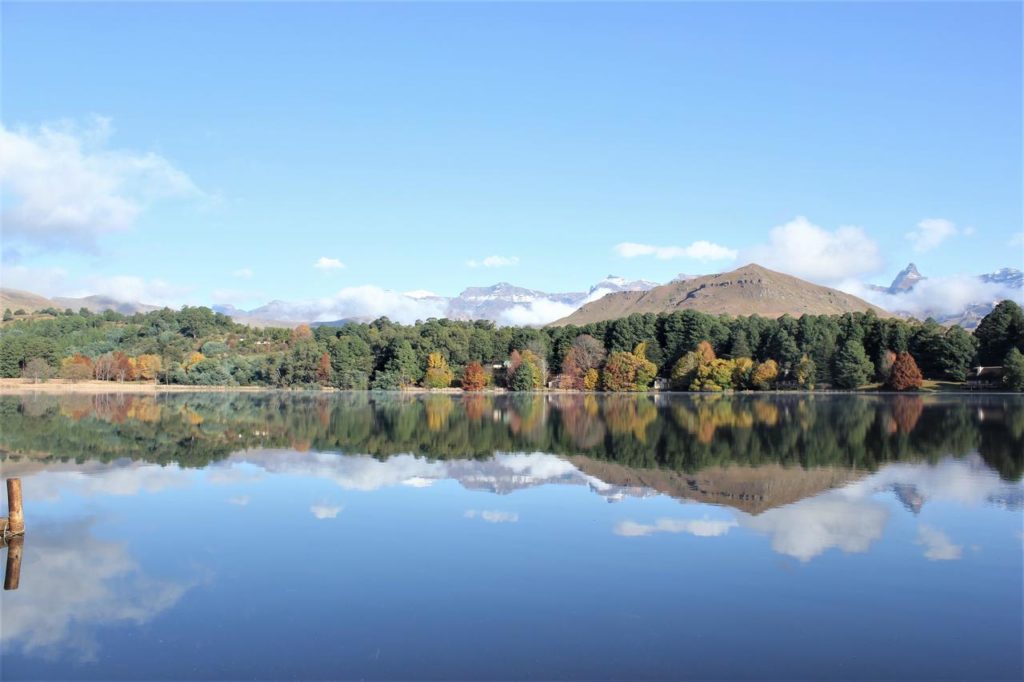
[551,263,889,326]
[0,288,159,316]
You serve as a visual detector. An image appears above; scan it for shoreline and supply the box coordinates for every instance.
[0,378,1013,396]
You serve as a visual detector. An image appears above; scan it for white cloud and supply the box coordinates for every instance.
[906,218,960,252]
[227,495,250,506]
[313,257,345,270]
[500,299,578,326]
[0,521,196,661]
[614,240,737,261]
[232,268,253,279]
[467,255,519,268]
[310,504,342,519]
[916,524,962,561]
[742,216,882,282]
[402,289,439,299]
[0,117,201,250]
[77,274,195,307]
[0,264,70,295]
[839,275,1023,319]
[1009,231,1024,247]
[248,285,447,324]
[614,517,737,538]
[464,509,519,523]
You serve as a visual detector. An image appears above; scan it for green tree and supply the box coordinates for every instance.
[1003,348,1024,391]
[328,335,374,390]
[508,360,537,391]
[833,339,874,389]
[938,326,978,382]
[974,300,1024,365]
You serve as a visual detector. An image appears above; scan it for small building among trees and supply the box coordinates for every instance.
[965,366,1004,390]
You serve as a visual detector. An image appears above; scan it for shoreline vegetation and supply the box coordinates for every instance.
[2,300,1023,394]
[0,378,1004,395]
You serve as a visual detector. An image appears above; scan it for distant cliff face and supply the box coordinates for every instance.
[552,264,888,326]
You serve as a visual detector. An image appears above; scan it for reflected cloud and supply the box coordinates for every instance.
[916,524,962,561]
[0,520,197,662]
[310,504,342,519]
[464,509,519,524]
[614,517,737,538]
[741,497,889,563]
[10,462,193,503]
[612,458,1020,564]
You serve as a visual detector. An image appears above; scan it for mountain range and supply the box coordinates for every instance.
[864,262,1022,329]
[3,263,1020,328]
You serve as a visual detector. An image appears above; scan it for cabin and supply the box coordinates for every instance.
[652,377,670,391]
[965,366,1004,390]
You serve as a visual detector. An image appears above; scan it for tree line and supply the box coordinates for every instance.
[2,299,1023,391]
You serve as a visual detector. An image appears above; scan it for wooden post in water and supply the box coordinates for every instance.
[4,535,23,590]
[6,478,24,535]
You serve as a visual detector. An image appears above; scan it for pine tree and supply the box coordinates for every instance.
[833,339,874,389]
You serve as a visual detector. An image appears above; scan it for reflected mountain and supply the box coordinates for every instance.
[2,392,1021,516]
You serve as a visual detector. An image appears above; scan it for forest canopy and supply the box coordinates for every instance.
[1,300,1022,392]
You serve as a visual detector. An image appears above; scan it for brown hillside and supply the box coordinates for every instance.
[0,288,56,313]
[552,263,889,326]
[568,457,863,514]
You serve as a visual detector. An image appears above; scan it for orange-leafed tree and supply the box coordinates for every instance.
[462,361,487,391]
[135,354,163,381]
[316,352,332,385]
[886,352,923,391]
[60,354,95,382]
[291,323,313,341]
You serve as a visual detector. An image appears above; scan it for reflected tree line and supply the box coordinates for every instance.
[1,393,1021,480]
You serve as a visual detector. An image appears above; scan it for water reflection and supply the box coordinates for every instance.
[1,520,197,662]
[0,392,1021,679]
[2,392,1022,479]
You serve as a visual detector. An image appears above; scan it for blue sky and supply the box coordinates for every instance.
[1,1,1021,314]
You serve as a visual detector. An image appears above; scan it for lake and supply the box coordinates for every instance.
[0,392,1021,681]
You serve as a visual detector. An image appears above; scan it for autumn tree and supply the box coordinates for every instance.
[316,352,333,385]
[291,323,314,341]
[601,344,657,392]
[423,352,454,389]
[461,361,487,391]
[691,359,736,391]
[560,334,607,389]
[671,340,716,390]
[750,359,779,391]
[135,354,163,381]
[59,354,95,382]
[885,352,923,391]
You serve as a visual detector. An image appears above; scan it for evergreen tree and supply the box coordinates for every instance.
[1003,348,1024,392]
[833,339,874,389]
[975,300,1024,365]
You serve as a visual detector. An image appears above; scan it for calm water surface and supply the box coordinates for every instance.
[0,392,1021,681]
